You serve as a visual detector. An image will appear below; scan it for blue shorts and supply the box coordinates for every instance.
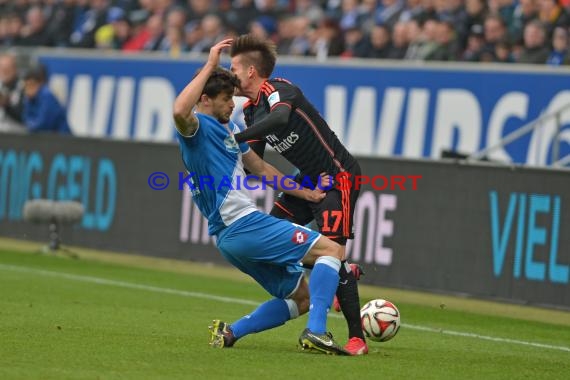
[216,211,321,299]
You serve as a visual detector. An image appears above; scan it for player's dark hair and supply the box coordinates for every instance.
[230,34,277,78]
[194,66,239,100]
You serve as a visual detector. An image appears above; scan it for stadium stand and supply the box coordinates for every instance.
[0,0,569,65]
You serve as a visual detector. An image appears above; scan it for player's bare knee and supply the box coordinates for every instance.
[338,244,347,261]
[295,297,310,314]
[302,236,342,266]
[290,281,310,314]
[324,238,343,260]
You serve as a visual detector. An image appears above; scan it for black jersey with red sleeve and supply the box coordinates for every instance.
[241,78,357,183]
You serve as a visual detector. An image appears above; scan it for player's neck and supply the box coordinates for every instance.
[249,77,269,101]
[195,105,213,118]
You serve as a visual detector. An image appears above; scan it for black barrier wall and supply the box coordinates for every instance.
[0,133,568,308]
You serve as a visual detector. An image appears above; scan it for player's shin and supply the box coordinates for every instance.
[337,261,366,340]
[230,298,295,339]
[306,256,341,334]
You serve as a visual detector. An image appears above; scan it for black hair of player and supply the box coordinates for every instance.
[193,66,240,100]
[230,34,277,78]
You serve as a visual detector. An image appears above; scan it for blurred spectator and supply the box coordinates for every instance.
[461,23,485,60]
[407,17,440,60]
[111,16,132,50]
[2,13,25,46]
[341,26,371,57]
[364,23,393,58]
[137,0,155,13]
[186,0,216,23]
[388,21,409,58]
[494,38,515,62]
[95,6,131,50]
[183,20,203,53]
[311,18,345,60]
[511,38,526,60]
[518,19,550,63]
[465,0,488,28]
[339,0,361,31]
[399,0,421,22]
[120,10,152,51]
[70,0,109,48]
[510,0,539,44]
[358,0,381,33]
[189,14,225,53]
[44,0,76,47]
[537,0,570,39]
[224,0,260,35]
[324,0,344,20]
[482,13,508,57]
[547,26,569,65]
[438,0,468,50]
[464,0,488,48]
[2,0,29,19]
[256,0,286,20]
[426,20,460,61]
[0,53,26,133]
[129,2,151,22]
[489,0,516,31]
[0,16,6,45]
[294,0,325,25]
[289,16,313,56]
[22,64,72,135]
[17,5,51,46]
[159,26,188,57]
[153,0,176,19]
[377,0,406,30]
[0,0,567,66]
[402,0,438,25]
[403,17,424,59]
[277,15,312,56]
[276,16,297,54]
[142,13,165,51]
[249,15,278,42]
[166,7,188,29]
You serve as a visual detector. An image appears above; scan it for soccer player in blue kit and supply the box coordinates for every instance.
[173,39,349,355]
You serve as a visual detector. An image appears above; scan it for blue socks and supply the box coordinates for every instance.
[231,298,292,339]
[306,256,341,334]
[229,255,341,339]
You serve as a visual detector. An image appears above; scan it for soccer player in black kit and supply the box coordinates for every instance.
[230,34,368,355]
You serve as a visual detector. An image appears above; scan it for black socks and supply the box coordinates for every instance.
[337,261,365,340]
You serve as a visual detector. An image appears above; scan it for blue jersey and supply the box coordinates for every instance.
[176,113,258,235]
[24,85,72,134]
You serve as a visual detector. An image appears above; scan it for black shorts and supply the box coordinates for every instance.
[270,163,361,245]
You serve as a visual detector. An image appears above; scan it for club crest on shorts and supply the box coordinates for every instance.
[292,229,308,244]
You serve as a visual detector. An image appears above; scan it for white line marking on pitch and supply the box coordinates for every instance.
[1,263,569,353]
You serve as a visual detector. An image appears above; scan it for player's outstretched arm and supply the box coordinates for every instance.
[233,104,291,143]
[242,149,325,203]
[173,38,233,136]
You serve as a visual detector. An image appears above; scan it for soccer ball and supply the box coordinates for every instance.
[360,299,401,342]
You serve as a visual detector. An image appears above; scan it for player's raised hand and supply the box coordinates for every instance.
[206,38,233,68]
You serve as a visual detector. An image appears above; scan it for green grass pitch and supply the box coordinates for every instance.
[0,240,568,380]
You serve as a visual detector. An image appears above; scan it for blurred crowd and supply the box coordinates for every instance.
[0,54,71,133]
[1,0,570,65]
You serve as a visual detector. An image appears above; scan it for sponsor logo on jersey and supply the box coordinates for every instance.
[266,131,299,153]
[292,229,308,244]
